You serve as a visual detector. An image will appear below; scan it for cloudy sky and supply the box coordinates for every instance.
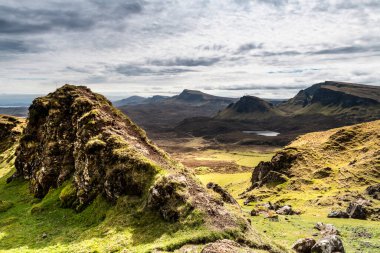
[0,0,380,98]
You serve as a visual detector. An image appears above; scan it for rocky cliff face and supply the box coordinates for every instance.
[13,85,179,209]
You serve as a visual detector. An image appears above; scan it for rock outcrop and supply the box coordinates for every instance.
[292,238,316,253]
[366,184,380,200]
[12,85,176,210]
[250,149,298,188]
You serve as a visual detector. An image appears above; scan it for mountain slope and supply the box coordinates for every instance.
[248,119,380,219]
[0,85,283,253]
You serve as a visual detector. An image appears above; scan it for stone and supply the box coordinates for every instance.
[366,184,380,200]
[244,195,257,205]
[250,149,297,188]
[292,238,316,253]
[314,222,340,236]
[276,205,294,215]
[206,182,238,205]
[327,210,349,218]
[250,209,258,216]
[346,202,366,219]
[311,235,345,253]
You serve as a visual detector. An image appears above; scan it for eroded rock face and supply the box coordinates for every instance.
[251,149,298,188]
[13,85,175,209]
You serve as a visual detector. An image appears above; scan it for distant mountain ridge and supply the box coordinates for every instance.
[175,81,380,145]
[217,81,380,121]
[114,89,237,107]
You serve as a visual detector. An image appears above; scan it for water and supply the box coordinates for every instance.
[242,130,280,137]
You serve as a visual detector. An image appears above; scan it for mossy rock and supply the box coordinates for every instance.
[313,167,333,179]
[0,200,14,212]
[59,182,78,208]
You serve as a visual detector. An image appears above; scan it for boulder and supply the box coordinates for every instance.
[311,235,345,253]
[327,210,349,218]
[366,184,380,200]
[346,202,366,219]
[292,238,316,253]
[244,195,257,205]
[147,174,192,221]
[206,182,238,205]
[250,209,258,216]
[314,222,340,236]
[276,205,294,215]
[250,149,297,188]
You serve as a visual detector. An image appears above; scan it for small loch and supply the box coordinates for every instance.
[242,130,280,137]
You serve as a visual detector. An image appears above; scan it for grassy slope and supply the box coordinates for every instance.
[0,119,276,252]
[195,121,380,252]
[0,154,247,253]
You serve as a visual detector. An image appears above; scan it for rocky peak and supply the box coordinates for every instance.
[228,95,273,113]
[13,84,176,209]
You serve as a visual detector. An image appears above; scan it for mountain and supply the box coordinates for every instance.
[113,95,147,107]
[278,81,380,120]
[175,81,380,145]
[118,89,238,136]
[113,95,170,107]
[216,95,281,120]
[0,85,282,252]
[174,89,235,104]
[247,119,380,219]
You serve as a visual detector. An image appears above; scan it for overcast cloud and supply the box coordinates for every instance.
[0,0,379,98]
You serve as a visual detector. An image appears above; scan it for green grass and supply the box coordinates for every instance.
[0,159,238,253]
[195,150,274,167]
[197,171,380,252]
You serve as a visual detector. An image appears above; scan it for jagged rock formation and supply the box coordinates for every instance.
[13,85,177,209]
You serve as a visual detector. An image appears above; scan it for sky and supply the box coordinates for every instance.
[0,0,380,99]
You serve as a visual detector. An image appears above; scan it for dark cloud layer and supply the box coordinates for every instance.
[0,39,39,52]
[114,64,194,76]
